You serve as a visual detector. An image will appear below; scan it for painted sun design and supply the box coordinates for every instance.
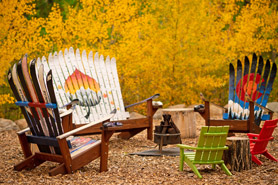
[236,73,264,102]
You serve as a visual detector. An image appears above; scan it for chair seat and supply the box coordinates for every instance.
[184,152,225,164]
[68,136,100,157]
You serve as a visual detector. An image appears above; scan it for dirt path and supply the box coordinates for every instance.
[0,117,277,184]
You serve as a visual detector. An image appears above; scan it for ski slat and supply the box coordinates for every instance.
[57,50,82,124]
[81,50,102,121]
[227,63,235,119]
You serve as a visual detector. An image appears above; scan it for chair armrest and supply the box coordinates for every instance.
[199,92,227,111]
[177,144,197,150]
[249,138,258,142]
[245,94,273,113]
[17,127,30,135]
[60,109,73,118]
[250,137,273,142]
[57,113,115,140]
[177,144,228,151]
[61,99,80,109]
[125,93,161,109]
[247,133,259,138]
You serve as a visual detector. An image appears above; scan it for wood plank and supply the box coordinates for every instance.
[49,163,66,176]
[17,132,32,158]
[209,120,248,131]
[71,142,101,172]
[14,155,44,171]
[57,138,72,173]
[35,152,64,163]
[74,118,150,135]
[27,135,60,147]
[117,128,145,140]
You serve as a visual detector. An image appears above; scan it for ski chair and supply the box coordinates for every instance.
[38,47,162,140]
[196,54,277,134]
[247,119,278,165]
[7,56,115,176]
[177,126,232,179]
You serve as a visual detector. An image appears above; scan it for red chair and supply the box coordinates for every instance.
[247,119,278,165]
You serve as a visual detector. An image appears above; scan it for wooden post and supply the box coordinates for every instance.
[147,99,154,140]
[204,101,210,126]
[223,137,252,171]
[100,129,114,172]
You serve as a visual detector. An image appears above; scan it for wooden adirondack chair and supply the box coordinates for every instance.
[247,119,278,165]
[177,126,232,179]
[196,54,277,134]
[7,57,115,176]
[38,47,162,140]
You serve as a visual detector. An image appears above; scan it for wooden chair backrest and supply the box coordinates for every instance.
[194,126,229,162]
[226,54,277,121]
[38,47,130,124]
[253,119,278,152]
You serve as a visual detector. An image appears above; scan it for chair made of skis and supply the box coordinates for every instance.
[7,57,115,176]
[177,126,231,179]
[38,47,162,140]
[196,54,277,134]
[247,119,278,165]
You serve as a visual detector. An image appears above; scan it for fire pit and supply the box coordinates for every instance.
[154,114,182,152]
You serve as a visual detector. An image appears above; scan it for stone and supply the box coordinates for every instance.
[15,119,28,130]
[266,102,278,112]
[0,118,19,132]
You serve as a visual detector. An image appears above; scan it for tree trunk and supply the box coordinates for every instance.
[223,137,252,172]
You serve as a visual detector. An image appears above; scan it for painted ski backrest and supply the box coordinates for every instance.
[225,54,277,121]
[9,57,65,154]
[39,47,130,124]
[194,126,229,162]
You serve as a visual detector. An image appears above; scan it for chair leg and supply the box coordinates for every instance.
[49,163,66,176]
[252,155,263,165]
[183,158,202,179]
[179,148,184,171]
[220,163,232,176]
[263,151,278,162]
[14,154,44,171]
[212,164,216,169]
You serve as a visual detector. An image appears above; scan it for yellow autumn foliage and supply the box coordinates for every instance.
[1,0,278,116]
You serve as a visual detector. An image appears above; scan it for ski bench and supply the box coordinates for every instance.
[195,54,277,134]
[7,56,117,175]
[38,47,162,140]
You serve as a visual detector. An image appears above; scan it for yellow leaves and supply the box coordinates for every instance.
[1,0,278,115]
[0,94,15,105]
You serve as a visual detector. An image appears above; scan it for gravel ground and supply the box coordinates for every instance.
[0,118,277,185]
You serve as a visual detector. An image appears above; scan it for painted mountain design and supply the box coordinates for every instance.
[64,69,101,112]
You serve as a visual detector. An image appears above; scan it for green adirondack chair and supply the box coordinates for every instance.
[177,126,232,179]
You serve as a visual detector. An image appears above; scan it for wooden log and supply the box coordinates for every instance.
[223,137,252,172]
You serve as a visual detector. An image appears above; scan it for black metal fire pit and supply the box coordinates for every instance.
[154,114,182,153]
